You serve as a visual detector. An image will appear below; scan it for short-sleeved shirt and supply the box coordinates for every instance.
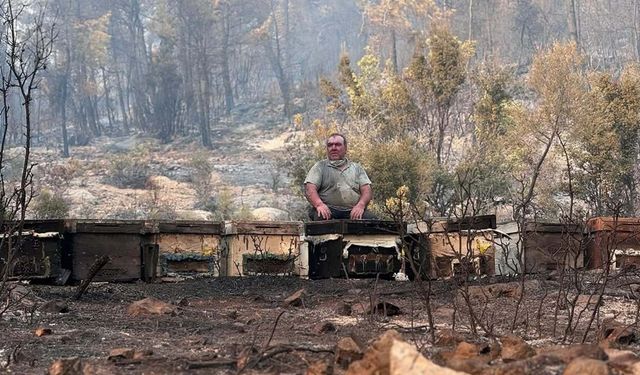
[304,159,372,210]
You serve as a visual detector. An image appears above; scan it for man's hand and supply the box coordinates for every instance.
[316,203,332,220]
[350,203,366,220]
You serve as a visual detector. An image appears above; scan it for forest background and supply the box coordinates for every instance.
[4,0,640,223]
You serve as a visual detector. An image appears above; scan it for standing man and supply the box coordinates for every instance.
[304,133,375,220]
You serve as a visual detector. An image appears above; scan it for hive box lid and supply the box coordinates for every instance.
[67,220,148,234]
[153,220,224,234]
[305,220,403,236]
[225,221,303,235]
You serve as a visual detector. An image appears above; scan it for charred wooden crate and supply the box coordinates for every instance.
[586,217,640,270]
[221,221,305,277]
[498,222,584,274]
[68,220,157,282]
[150,221,224,275]
[0,231,64,282]
[407,217,498,279]
[305,220,403,280]
[523,222,584,273]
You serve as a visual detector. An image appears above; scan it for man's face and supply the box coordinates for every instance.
[326,135,347,160]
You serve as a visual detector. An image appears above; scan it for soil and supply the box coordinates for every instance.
[2,275,640,374]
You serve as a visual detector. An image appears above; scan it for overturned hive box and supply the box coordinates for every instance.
[407,215,497,279]
[222,221,305,277]
[586,217,640,270]
[69,220,157,282]
[151,221,224,276]
[305,220,403,279]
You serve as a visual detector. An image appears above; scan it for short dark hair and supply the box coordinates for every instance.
[327,133,347,147]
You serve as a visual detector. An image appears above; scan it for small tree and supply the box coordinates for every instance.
[0,0,55,317]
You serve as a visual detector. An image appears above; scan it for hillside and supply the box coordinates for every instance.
[28,101,309,222]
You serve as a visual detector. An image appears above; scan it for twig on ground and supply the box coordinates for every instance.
[264,310,286,348]
[186,359,237,369]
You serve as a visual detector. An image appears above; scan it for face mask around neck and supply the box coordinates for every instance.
[328,158,348,168]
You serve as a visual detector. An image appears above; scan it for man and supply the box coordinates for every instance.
[304,133,375,220]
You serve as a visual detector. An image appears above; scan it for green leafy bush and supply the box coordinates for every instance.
[32,189,69,219]
[107,147,152,189]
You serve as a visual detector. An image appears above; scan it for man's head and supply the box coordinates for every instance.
[326,133,347,160]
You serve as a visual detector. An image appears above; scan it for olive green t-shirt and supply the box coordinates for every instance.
[304,159,372,210]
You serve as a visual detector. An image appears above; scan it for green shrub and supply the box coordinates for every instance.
[32,190,69,219]
[107,148,151,188]
[188,151,213,205]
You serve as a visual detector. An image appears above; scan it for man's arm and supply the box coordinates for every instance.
[350,184,372,219]
[305,183,332,220]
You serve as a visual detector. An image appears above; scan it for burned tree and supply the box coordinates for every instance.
[0,0,55,317]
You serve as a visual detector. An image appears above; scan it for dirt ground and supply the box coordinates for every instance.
[2,275,640,374]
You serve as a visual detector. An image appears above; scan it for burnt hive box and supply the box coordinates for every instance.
[222,221,305,277]
[151,220,224,275]
[586,217,640,270]
[523,222,584,273]
[69,220,155,282]
[0,231,64,280]
[305,220,403,279]
[407,216,498,279]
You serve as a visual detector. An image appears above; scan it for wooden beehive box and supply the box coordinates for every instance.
[69,220,154,282]
[524,222,584,273]
[586,217,640,270]
[407,216,497,279]
[222,221,304,277]
[305,220,403,279]
[151,221,224,275]
[0,231,63,280]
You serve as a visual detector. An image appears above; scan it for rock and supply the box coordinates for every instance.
[575,294,601,308]
[435,329,464,347]
[126,297,177,316]
[346,330,402,374]
[176,297,190,306]
[251,207,289,221]
[453,341,495,360]
[314,321,336,334]
[108,348,135,360]
[232,322,246,333]
[440,341,495,374]
[284,289,306,307]
[604,348,639,373]
[563,357,610,375]
[500,335,534,362]
[466,280,541,302]
[446,357,490,374]
[482,354,565,375]
[132,349,153,360]
[598,319,636,346]
[35,327,53,337]
[48,357,84,375]
[367,301,402,316]
[335,337,363,369]
[307,360,329,375]
[39,300,70,314]
[108,135,153,153]
[389,340,468,375]
[8,283,44,308]
[537,344,608,364]
[337,302,352,316]
[174,209,213,221]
